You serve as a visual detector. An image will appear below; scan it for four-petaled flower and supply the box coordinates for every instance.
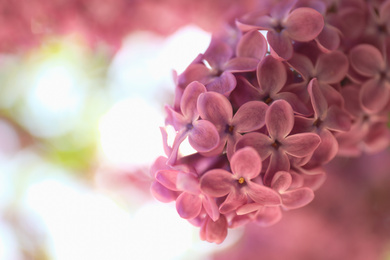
[237,0,324,60]
[200,147,281,214]
[236,99,321,185]
[349,44,390,112]
[178,35,267,95]
[293,78,352,165]
[165,81,220,164]
[197,91,268,159]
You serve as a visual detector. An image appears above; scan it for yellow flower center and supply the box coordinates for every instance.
[238,177,245,184]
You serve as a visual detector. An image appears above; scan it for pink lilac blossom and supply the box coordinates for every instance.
[151,0,390,244]
[237,0,324,60]
[197,91,267,159]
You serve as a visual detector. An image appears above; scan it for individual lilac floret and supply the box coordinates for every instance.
[271,171,314,209]
[236,100,321,185]
[293,78,352,165]
[178,33,267,95]
[286,50,348,106]
[349,44,390,112]
[336,84,390,156]
[165,81,220,165]
[232,55,309,114]
[156,168,220,221]
[365,0,390,44]
[200,147,281,214]
[200,215,228,244]
[235,170,314,221]
[197,91,268,159]
[150,156,185,203]
[294,0,342,52]
[237,0,324,60]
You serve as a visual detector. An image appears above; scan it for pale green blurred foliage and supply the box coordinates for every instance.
[0,37,113,174]
[0,36,116,259]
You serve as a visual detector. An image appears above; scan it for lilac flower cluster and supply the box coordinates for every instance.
[150,0,390,243]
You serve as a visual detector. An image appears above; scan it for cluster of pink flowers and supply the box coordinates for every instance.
[150,0,390,243]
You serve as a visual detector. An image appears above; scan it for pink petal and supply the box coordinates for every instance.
[310,129,338,164]
[266,100,294,140]
[319,82,344,108]
[197,91,232,129]
[155,170,180,191]
[219,190,247,214]
[164,105,188,130]
[324,105,352,132]
[176,172,200,195]
[201,137,227,157]
[203,41,232,68]
[308,78,328,120]
[289,170,304,189]
[281,187,314,209]
[167,129,188,165]
[337,7,365,39]
[200,215,228,244]
[257,55,287,95]
[263,151,290,185]
[315,24,340,52]
[270,0,297,19]
[150,156,169,178]
[247,182,281,205]
[276,92,311,115]
[255,206,282,227]
[232,101,267,133]
[178,63,213,88]
[315,51,349,84]
[267,30,294,60]
[285,7,324,42]
[206,72,237,96]
[303,172,326,191]
[380,0,390,23]
[360,78,390,112]
[224,57,259,72]
[233,214,255,229]
[235,132,273,160]
[236,203,263,215]
[302,0,329,12]
[202,195,220,221]
[271,171,292,192]
[292,115,315,134]
[226,133,240,160]
[200,169,233,197]
[286,52,314,80]
[349,44,385,77]
[230,147,262,179]
[340,85,361,117]
[150,181,179,203]
[189,119,220,153]
[180,81,207,120]
[159,127,172,157]
[176,192,202,219]
[236,12,274,31]
[230,76,262,107]
[283,133,321,157]
[236,30,268,60]
[364,122,390,153]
